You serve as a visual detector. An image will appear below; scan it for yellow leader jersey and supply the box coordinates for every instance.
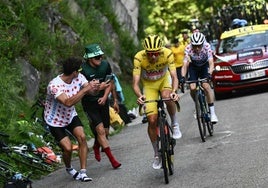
[170,45,185,68]
[133,47,175,81]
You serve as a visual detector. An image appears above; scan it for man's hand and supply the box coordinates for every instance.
[87,79,100,95]
[207,73,212,81]
[137,95,146,105]
[97,96,107,105]
[99,81,111,90]
[170,92,179,101]
[113,101,119,113]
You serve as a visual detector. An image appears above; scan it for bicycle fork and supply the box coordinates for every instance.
[198,89,210,122]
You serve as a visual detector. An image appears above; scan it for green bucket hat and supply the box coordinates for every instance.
[83,44,104,59]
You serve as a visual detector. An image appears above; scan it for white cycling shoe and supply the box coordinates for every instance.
[211,113,218,123]
[152,156,162,170]
[172,125,182,139]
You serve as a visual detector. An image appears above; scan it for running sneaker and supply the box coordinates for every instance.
[79,172,93,182]
[172,125,182,139]
[152,156,162,170]
[66,168,80,180]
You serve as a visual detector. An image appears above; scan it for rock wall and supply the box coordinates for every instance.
[111,0,139,44]
[22,0,139,100]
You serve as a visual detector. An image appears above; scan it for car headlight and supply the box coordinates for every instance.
[215,65,230,71]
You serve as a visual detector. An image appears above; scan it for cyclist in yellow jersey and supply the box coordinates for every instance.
[132,34,182,170]
[181,30,190,47]
[170,38,185,83]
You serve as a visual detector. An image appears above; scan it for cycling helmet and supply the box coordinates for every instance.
[190,32,205,45]
[143,35,163,51]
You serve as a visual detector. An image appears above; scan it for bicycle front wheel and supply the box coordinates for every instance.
[159,117,169,184]
[195,92,206,142]
[166,122,175,176]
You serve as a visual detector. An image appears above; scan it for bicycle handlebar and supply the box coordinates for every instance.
[185,77,209,84]
[138,98,180,116]
[180,78,213,93]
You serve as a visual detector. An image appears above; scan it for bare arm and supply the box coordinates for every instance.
[132,74,142,98]
[111,81,119,113]
[56,83,93,107]
[208,58,214,75]
[97,81,112,105]
[181,58,190,78]
[132,74,146,104]
[169,69,178,92]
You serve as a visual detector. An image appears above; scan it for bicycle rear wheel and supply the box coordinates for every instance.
[159,118,169,184]
[203,99,213,136]
[206,121,214,136]
[195,92,206,142]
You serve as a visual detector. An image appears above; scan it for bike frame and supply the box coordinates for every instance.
[186,78,213,142]
[140,98,178,184]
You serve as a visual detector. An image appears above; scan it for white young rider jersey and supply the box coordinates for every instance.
[183,42,213,67]
[44,73,88,127]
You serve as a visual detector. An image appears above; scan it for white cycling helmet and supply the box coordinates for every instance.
[190,32,205,45]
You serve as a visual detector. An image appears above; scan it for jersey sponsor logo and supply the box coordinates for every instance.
[89,74,95,78]
[146,69,164,76]
[143,69,166,80]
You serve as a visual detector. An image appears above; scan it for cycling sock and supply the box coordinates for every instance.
[171,112,179,126]
[208,103,214,106]
[103,147,121,169]
[66,167,76,175]
[152,141,159,157]
[66,167,80,180]
[209,105,215,115]
[93,140,101,162]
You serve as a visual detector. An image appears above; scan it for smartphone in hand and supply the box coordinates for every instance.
[105,74,113,84]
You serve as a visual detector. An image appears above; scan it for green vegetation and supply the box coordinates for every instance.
[1,0,265,183]
[0,0,138,136]
[0,0,139,183]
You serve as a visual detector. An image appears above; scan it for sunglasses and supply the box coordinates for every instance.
[94,55,103,60]
[192,45,202,49]
[147,52,160,57]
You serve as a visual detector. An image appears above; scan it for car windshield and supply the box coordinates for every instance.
[218,31,268,54]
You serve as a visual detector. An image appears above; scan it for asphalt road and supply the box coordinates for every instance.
[33,88,268,188]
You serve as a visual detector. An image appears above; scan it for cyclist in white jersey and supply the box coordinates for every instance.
[181,32,218,123]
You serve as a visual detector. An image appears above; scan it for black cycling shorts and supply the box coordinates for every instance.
[48,116,83,142]
[82,100,110,135]
[188,63,209,81]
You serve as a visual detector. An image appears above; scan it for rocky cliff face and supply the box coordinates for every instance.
[111,0,139,44]
[23,0,139,100]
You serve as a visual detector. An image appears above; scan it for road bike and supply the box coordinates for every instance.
[139,98,179,184]
[182,78,213,142]
[0,132,33,187]
[0,132,54,173]
[0,158,32,188]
